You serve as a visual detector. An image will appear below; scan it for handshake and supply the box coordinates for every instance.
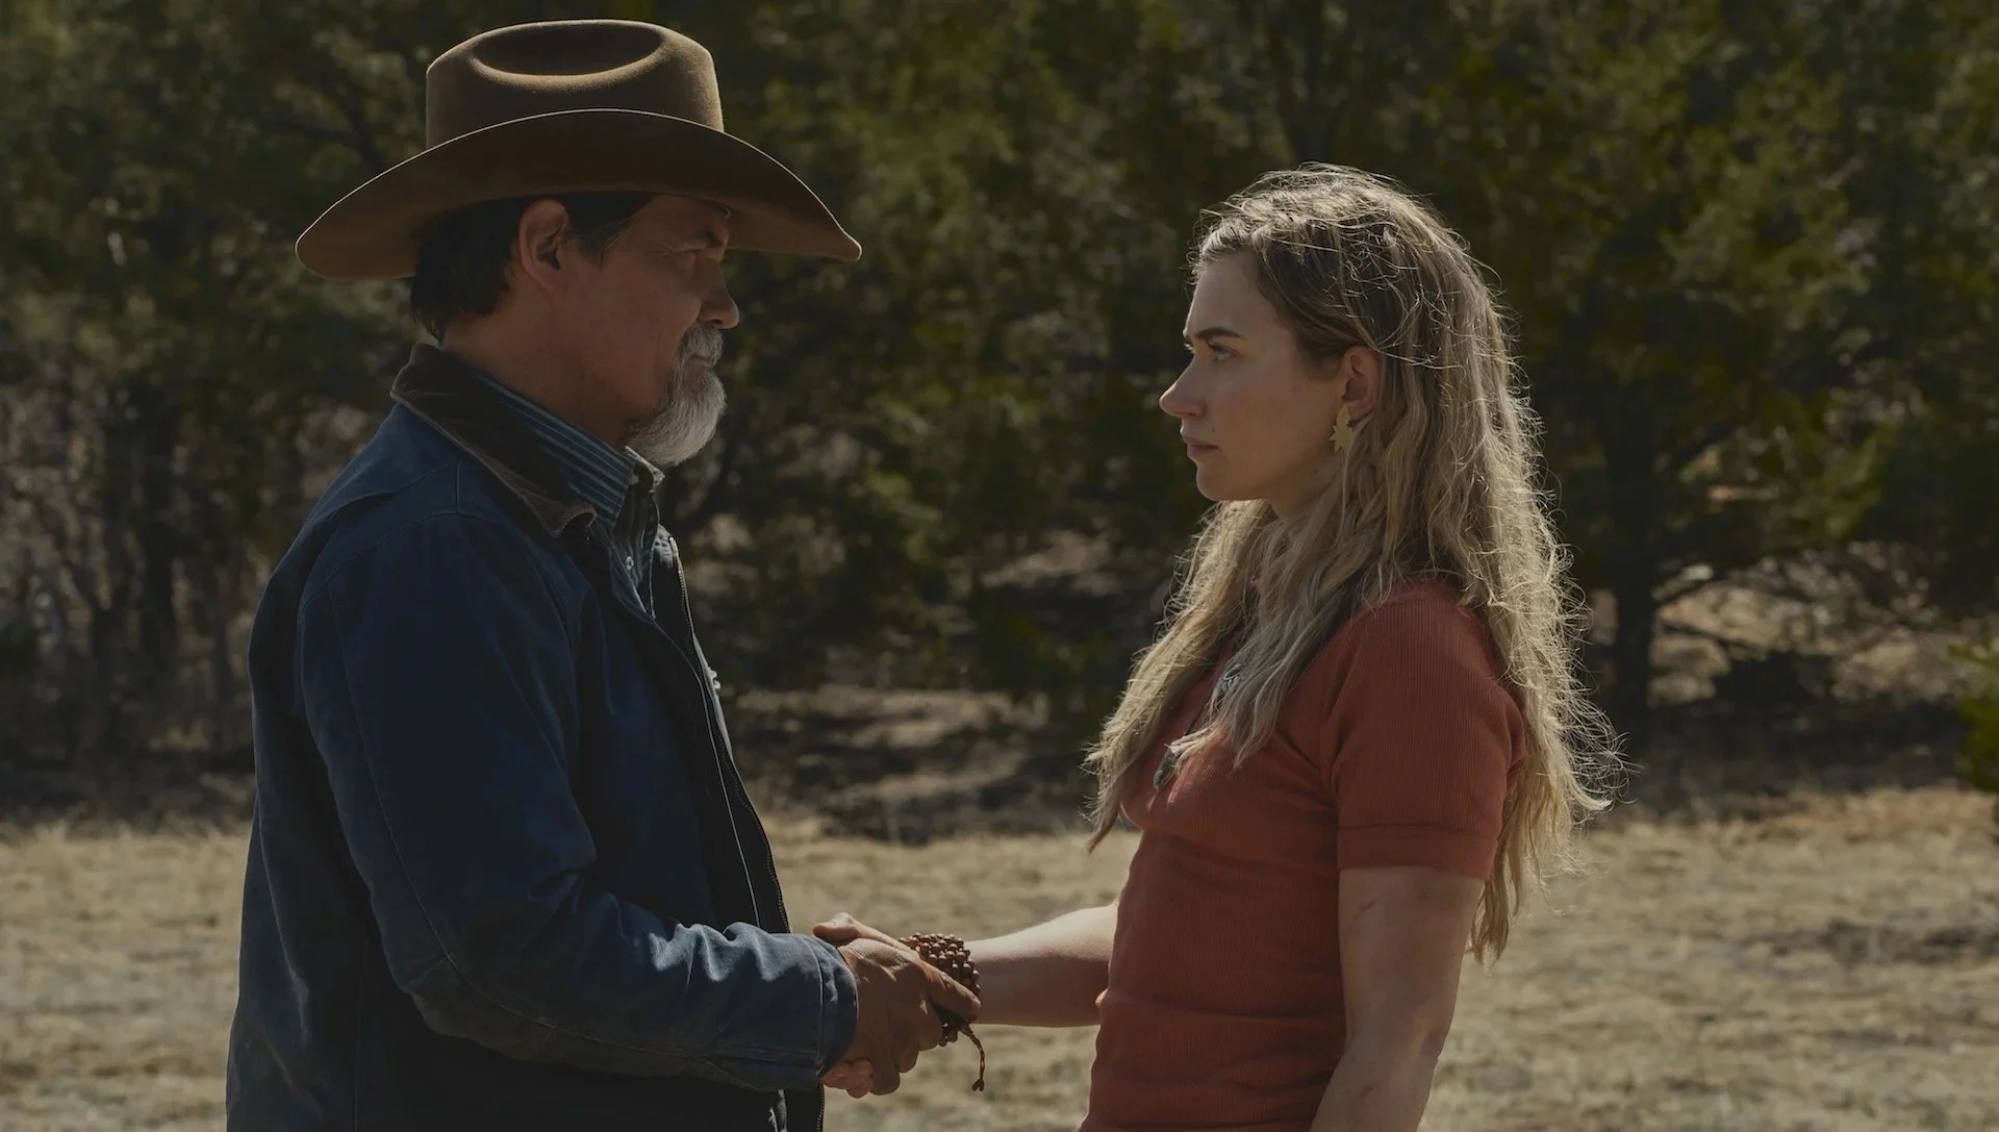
[812,913,982,1098]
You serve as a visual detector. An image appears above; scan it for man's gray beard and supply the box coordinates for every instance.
[629,327,727,467]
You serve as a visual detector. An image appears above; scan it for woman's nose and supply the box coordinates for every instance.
[1159,368,1202,419]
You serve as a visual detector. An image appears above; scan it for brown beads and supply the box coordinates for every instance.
[900,931,987,1092]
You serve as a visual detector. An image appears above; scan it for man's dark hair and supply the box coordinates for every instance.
[407,192,653,339]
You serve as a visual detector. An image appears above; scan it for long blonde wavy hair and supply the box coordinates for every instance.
[1084,166,1621,960]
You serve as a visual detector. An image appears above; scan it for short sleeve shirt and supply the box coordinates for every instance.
[1081,581,1526,1132]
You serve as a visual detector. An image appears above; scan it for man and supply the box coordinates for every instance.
[226,20,974,1132]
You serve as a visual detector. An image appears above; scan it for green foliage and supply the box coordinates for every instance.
[2,0,1996,765]
[1843,1,1999,609]
[1954,642,1999,835]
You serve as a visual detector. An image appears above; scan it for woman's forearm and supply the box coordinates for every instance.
[1308,1032,1446,1132]
[967,902,1117,1027]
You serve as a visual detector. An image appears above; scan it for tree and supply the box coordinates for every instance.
[1029,0,1889,755]
[3,0,1990,783]
[1844,1,1999,609]
[1,0,400,762]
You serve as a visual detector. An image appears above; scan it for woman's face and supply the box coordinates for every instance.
[1161,254,1360,520]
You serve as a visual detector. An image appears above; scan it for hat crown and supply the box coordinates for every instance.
[425,20,723,147]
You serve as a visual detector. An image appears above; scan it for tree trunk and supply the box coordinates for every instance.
[132,386,180,692]
[1608,569,1657,760]
[1601,408,1662,761]
[88,392,137,763]
[198,552,245,763]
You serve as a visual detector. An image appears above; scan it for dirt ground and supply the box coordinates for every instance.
[1,786,1995,1132]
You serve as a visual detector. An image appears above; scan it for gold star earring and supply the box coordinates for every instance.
[1330,404,1354,453]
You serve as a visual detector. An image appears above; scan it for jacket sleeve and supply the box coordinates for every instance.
[294,510,856,1090]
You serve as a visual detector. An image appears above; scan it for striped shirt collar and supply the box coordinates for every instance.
[468,369,663,522]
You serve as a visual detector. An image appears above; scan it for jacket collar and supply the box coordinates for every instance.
[389,343,595,538]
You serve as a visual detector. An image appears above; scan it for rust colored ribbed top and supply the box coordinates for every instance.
[1082,581,1525,1132]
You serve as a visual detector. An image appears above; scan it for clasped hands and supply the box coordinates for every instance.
[813,913,979,1098]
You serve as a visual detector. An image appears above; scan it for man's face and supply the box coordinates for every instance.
[547,195,739,465]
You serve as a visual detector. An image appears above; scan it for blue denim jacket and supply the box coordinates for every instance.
[226,345,856,1131]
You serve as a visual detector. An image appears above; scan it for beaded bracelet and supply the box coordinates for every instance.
[900,931,987,1092]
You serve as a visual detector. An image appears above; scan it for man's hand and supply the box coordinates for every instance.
[819,916,979,1096]
[813,912,905,951]
[815,913,905,1096]
[815,914,907,1096]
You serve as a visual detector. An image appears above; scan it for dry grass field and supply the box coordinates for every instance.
[1,786,1995,1131]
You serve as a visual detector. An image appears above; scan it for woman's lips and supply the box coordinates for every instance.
[1183,437,1218,456]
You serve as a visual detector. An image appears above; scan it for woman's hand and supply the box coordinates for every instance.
[1311,866,1483,1132]
[811,901,1120,1096]
[813,912,912,952]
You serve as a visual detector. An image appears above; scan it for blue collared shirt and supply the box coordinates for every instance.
[473,372,664,613]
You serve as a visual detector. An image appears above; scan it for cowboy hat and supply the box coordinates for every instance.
[295,20,861,280]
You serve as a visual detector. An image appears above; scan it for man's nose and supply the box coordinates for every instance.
[703,275,741,331]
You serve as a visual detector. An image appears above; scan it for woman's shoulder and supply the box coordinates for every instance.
[1280,579,1521,774]
[1341,579,1489,651]
[1296,579,1500,696]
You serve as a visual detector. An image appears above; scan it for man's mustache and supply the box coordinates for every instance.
[679,327,725,370]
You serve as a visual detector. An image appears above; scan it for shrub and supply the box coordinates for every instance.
[1955,641,1999,836]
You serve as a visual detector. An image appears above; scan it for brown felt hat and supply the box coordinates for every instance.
[296,20,861,280]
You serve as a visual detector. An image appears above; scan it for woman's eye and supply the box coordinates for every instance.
[1209,345,1234,360]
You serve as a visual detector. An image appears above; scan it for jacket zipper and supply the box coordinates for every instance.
[661,533,789,932]
[589,525,818,1131]
[588,525,767,928]
[657,534,817,1132]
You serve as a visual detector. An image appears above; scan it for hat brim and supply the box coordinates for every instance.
[296,108,861,280]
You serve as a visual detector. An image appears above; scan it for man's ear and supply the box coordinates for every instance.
[513,200,574,295]
[1336,346,1384,422]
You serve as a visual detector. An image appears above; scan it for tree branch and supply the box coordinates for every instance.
[1662,418,1738,476]
[245,109,369,155]
[296,55,390,172]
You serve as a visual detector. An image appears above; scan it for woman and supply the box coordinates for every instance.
[822,165,1620,1131]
